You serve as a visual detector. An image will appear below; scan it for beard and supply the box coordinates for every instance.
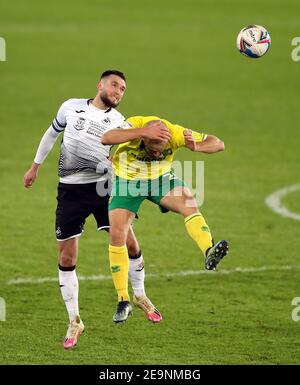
[100,91,119,108]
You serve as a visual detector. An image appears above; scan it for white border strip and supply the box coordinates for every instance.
[97,226,110,231]
[6,265,300,285]
[56,232,82,242]
[265,184,300,221]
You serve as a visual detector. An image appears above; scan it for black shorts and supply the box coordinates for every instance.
[55,181,110,241]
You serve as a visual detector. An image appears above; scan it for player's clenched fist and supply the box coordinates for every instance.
[23,163,39,188]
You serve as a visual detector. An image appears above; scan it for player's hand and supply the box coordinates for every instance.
[23,165,39,188]
[143,121,171,141]
[184,129,196,151]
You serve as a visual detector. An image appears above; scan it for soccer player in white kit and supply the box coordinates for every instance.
[23,70,162,349]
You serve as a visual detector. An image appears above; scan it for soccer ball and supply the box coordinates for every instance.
[237,25,271,58]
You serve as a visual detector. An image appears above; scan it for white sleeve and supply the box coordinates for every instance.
[118,120,132,129]
[51,101,68,132]
[33,125,62,164]
[34,101,68,164]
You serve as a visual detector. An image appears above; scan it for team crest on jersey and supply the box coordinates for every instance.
[101,117,111,125]
[74,117,86,131]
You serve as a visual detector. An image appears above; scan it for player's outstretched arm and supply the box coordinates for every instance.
[101,121,171,145]
[23,125,62,188]
[184,130,225,153]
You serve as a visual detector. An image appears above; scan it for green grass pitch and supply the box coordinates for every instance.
[1,0,300,364]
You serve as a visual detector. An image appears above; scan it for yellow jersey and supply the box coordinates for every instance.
[112,116,206,180]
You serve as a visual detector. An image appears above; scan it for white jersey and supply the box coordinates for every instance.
[50,98,128,184]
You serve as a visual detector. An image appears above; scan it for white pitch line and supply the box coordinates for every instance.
[265,183,300,221]
[5,265,300,286]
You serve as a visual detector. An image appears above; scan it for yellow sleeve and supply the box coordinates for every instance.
[191,130,207,142]
[160,118,206,149]
[126,116,144,129]
[163,121,186,149]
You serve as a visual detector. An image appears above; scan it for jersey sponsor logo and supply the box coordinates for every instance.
[75,110,85,113]
[74,117,86,131]
[86,121,108,138]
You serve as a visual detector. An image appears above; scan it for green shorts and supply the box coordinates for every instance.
[109,171,186,214]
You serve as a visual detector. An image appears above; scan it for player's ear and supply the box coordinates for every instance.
[97,80,103,90]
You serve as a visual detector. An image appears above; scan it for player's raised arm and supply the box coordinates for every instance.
[184,130,225,153]
[101,121,171,145]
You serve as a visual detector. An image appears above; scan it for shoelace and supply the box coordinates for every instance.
[117,301,130,313]
[138,298,154,312]
[66,320,82,338]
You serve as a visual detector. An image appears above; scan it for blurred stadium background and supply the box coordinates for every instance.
[0,0,300,364]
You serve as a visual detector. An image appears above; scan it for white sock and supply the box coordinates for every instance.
[59,267,79,323]
[129,255,146,298]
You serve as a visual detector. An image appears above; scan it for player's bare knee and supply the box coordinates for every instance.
[59,251,75,267]
[177,197,198,217]
[58,239,77,266]
[110,226,128,245]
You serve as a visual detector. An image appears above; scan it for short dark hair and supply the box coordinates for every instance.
[100,70,126,82]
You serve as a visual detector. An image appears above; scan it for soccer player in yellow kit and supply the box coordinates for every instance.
[101,116,229,323]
